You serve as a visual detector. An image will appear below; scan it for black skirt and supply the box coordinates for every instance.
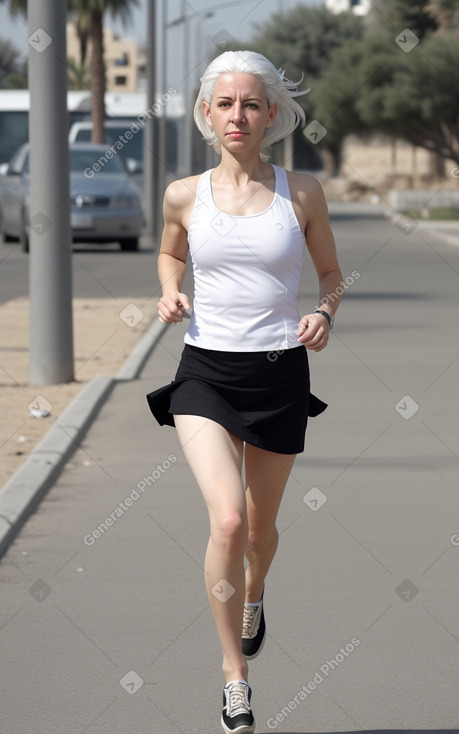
[146,344,327,454]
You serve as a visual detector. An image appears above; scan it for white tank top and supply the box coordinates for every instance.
[184,164,306,352]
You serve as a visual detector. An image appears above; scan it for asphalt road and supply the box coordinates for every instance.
[0,233,159,305]
[1,205,459,733]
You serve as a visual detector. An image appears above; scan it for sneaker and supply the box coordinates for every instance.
[242,588,266,660]
[221,680,255,734]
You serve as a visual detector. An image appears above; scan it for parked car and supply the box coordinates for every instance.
[69,119,144,174]
[0,143,144,252]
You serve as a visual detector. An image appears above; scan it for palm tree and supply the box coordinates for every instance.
[0,38,27,88]
[0,0,139,142]
[67,58,91,90]
[67,0,139,142]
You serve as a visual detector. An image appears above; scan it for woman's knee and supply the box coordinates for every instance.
[211,511,248,553]
[247,524,278,556]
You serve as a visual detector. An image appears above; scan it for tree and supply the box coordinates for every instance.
[426,0,459,31]
[364,35,459,164]
[388,0,439,38]
[365,0,441,38]
[245,6,364,171]
[66,57,90,90]
[0,0,138,143]
[249,5,363,84]
[313,37,385,174]
[317,31,459,167]
[0,38,27,88]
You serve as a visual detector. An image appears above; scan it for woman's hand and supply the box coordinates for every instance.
[296,312,330,352]
[158,291,191,324]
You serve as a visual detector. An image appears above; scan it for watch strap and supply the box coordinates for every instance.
[314,308,334,329]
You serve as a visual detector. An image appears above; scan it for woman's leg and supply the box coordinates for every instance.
[244,445,297,603]
[174,414,248,683]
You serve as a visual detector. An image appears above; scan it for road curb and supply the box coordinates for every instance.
[0,317,168,560]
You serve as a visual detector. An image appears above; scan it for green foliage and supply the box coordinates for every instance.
[0,0,139,17]
[426,0,459,30]
[0,0,26,14]
[314,37,388,146]
[389,0,439,38]
[0,37,27,88]
[315,29,459,164]
[66,58,90,90]
[372,35,459,161]
[250,5,364,80]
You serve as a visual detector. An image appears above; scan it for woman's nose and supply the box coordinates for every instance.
[231,103,246,123]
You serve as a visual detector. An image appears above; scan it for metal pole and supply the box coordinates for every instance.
[28,0,74,386]
[183,2,192,176]
[144,0,157,244]
[158,0,167,217]
[283,133,294,170]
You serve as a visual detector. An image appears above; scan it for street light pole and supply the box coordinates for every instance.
[182,0,192,176]
[157,0,168,220]
[28,0,74,386]
[144,0,157,244]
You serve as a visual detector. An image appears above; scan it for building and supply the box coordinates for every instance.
[66,22,146,93]
[326,0,370,15]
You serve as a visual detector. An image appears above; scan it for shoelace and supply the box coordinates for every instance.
[225,682,250,717]
[242,605,258,639]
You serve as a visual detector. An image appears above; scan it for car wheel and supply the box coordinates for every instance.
[120,237,139,252]
[0,209,13,243]
[18,208,29,252]
[19,225,29,253]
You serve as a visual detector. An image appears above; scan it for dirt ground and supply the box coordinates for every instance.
[0,296,158,489]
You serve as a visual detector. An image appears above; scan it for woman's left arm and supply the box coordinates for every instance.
[295,176,343,352]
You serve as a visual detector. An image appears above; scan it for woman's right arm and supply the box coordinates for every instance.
[157,180,193,324]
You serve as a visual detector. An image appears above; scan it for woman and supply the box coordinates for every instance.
[147,50,343,734]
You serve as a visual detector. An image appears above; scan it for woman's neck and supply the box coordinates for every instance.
[213,150,272,185]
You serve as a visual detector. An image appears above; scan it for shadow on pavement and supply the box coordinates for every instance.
[343,291,429,301]
[260,730,458,734]
[329,213,386,221]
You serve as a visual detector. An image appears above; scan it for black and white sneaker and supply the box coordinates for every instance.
[242,588,266,660]
[221,680,255,734]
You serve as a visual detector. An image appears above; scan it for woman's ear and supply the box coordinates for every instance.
[202,100,212,127]
[266,102,277,128]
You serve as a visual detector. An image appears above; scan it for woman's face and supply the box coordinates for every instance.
[203,72,277,155]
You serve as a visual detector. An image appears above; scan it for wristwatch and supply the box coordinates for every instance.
[314,308,334,329]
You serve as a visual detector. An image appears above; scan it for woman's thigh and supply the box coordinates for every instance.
[173,414,246,520]
[244,444,297,531]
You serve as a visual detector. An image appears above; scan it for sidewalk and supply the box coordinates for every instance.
[1,209,458,733]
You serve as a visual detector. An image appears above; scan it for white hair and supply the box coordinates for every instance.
[193,50,310,159]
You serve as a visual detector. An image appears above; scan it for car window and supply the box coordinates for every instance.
[74,129,92,142]
[69,149,125,174]
[104,127,143,165]
[0,111,28,168]
[8,146,28,174]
